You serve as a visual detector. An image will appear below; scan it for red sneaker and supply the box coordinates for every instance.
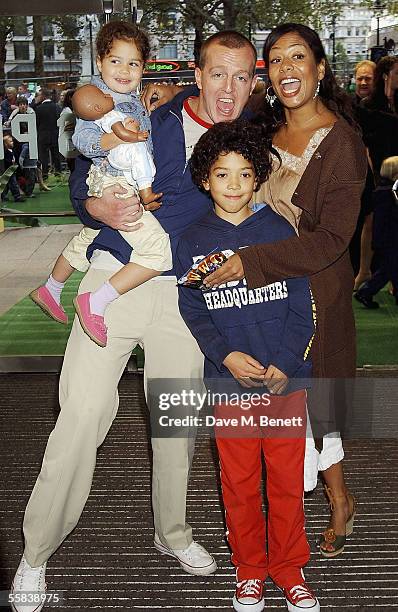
[30,286,68,325]
[283,582,320,611]
[233,579,265,612]
[73,292,107,347]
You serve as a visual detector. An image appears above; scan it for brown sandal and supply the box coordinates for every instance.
[319,486,356,558]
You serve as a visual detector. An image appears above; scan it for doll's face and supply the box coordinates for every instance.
[72,84,114,121]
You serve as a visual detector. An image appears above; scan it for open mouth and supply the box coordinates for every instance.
[216,97,235,114]
[115,79,131,85]
[280,78,301,95]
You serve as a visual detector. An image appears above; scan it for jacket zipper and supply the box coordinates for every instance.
[169,109,189,190]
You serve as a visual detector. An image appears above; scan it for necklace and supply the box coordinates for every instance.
[280,109,325,155]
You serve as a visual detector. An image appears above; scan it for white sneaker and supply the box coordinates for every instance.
[10,555,47,612]
[154,534,217,575]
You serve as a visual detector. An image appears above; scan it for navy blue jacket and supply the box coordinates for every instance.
[175,206,314,389]
[69,86,213,274]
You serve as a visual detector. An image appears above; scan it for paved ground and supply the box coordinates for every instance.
[0,225,82,316]
[0,373,397,611]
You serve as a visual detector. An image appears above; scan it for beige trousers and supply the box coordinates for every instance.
[23,269,203,567]
[62,174,172,273]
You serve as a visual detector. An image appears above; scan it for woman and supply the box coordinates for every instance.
[205,23,367,558]
[58,89,78,173]
[364,55,398,115]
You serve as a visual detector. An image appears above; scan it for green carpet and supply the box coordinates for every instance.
[3,174,80,228]
[0,277,396,365]
[353,288,398,366]
[0,274,144,367]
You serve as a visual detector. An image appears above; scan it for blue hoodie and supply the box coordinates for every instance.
[69,86,213,272]
[175,205,315,390]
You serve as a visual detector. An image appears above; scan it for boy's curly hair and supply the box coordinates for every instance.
[96,20,151,63]
[190,119,273,192]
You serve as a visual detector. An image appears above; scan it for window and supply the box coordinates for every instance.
[157,41,177,59]
[159,11,176,30]
[356,28,360,36]
[13,42,30,61]
[347,29,352,36]
[43,22,53,36]
[13,16,28,36]
[43,41,55,60]
[255,42,264,56]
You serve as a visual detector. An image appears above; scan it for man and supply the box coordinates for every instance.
[11,31,258,611]
[5,96,35,128]
[354,59,376,103]
[34,88,62,179]
[0,86,17,123]
[17,82,35,105]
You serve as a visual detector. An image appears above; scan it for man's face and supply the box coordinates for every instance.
[18,102,28,113]
[355,65,374,99]
[195,42,257,124]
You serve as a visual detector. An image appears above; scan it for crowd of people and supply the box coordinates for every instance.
[0,84,78,203]
[6,18,398,612]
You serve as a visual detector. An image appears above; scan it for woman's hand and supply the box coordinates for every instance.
[141,83,181,114]
[223,351,266,388]
[204,253,245,288]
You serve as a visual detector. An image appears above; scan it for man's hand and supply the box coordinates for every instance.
[204,253,245,288]
[223,351,266,388]
[86,184,143,232]
[264,364,288,395]
[141,83,181,114]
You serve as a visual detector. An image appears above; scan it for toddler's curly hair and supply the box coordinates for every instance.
[190,119,273,192]
[96,20,150,63]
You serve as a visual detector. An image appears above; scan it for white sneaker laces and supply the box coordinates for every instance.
[289,584,314,603]
[239,579,262,596]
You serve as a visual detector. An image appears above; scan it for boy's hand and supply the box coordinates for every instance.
[86,184,143,231]
[204,253,245,288]
[264,364,288,395]
[223,351,266,388]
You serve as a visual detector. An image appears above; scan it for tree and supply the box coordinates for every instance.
[0,17,13,84]
[138,0,344,61]
[52,15,84,68]
[32,16,44,79]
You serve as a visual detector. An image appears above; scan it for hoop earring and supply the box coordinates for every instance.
[313,80,321,99]
[266,85,277,107]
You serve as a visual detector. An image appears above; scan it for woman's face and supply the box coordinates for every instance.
[267,32,325,110]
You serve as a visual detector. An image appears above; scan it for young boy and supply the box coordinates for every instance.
[30,21,171,347]
[175,120,319,612]
[1,134,25,203]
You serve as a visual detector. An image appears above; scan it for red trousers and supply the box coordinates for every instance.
[215,390,310,586]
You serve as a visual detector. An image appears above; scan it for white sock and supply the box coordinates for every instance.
[45,275,65,305]
[89,281,120,316]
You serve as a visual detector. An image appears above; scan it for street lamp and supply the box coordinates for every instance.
[374,0,386,47]
[86,15,95,76]
[330,15,337,72]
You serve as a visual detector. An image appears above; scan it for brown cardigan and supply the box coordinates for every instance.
[240,118,367,379]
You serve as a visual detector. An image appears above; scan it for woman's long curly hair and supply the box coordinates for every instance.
[365,55,398,112]
[190,119,273,192]
[257,23,357,134]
